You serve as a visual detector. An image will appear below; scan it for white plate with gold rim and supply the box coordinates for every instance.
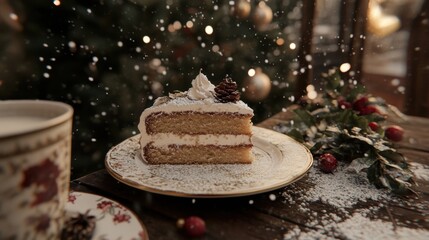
[105,126,313,198]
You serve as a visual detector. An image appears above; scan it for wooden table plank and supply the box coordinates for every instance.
[73,170,300,240]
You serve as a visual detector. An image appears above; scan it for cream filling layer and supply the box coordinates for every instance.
[140,133,252,148]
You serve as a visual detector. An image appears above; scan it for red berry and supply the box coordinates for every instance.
[359,105,378,115]
[385,125,404,142]
[319,153,338,173]
[368,122,379,131]
[338,99,352,109]
[353,97,368,111]
[183,216,206,237]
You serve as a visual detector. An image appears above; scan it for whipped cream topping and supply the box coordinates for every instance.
[187,72,215,100]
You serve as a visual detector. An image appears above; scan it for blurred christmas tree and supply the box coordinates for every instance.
[0,0,303,178]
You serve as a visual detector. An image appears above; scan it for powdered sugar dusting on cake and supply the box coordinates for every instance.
[148,95,252,112]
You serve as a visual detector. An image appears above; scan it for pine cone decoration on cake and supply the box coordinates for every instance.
[215,77,240,103]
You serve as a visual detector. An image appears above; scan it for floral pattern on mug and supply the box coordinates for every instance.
[21,158,60,206]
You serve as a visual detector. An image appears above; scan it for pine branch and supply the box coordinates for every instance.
[276,69,416,195]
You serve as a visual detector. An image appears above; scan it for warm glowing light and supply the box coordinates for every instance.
[391,78,400,86]
[340,63,351,72]
[9,13,18,21]
[142,36,151,43]
[205,25,214,35]
[53,0,61,6]
[68,41,76,49]
[186,21,194,28]
[248,68,256,77]
[306,84,315,92]
[307,91,317,99]
[173,21,182,30]
[168,24,175,32]
[289,43,296,50]
[276,38,285,46]
[306,84,317,99]
[212,45,220,52]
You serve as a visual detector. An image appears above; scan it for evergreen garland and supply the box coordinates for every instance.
[277,69,415,195]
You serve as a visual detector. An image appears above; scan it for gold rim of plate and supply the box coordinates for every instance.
[105,126,313,198]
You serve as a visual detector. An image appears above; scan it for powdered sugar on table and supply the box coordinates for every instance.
[281,153,429,239]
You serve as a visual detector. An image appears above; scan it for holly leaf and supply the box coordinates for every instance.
[277,68,416,195]
[379,150,408,168]
[347,157,376,173]
[287,128,304,143]
[384,173,415,195]
[293,109,317,128]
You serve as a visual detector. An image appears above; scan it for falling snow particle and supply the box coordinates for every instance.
[43,73,50,78]
[340,63,351,72]
[205,25,214,35]
[143,36,150,43]
[117,41,123,47]
[68,41,76,49]
[248,68,255,77]
[391,78,400,86]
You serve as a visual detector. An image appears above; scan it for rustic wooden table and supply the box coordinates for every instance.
[71,110,429,239]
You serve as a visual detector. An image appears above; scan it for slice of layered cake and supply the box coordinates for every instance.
[138,72,254,164]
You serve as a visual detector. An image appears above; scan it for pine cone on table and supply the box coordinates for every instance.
[61,210,96,240]
[214,76,240,103]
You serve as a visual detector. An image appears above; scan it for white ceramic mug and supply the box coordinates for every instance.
[0,100,73,239]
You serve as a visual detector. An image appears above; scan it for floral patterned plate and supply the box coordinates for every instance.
[66,191,148,240]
